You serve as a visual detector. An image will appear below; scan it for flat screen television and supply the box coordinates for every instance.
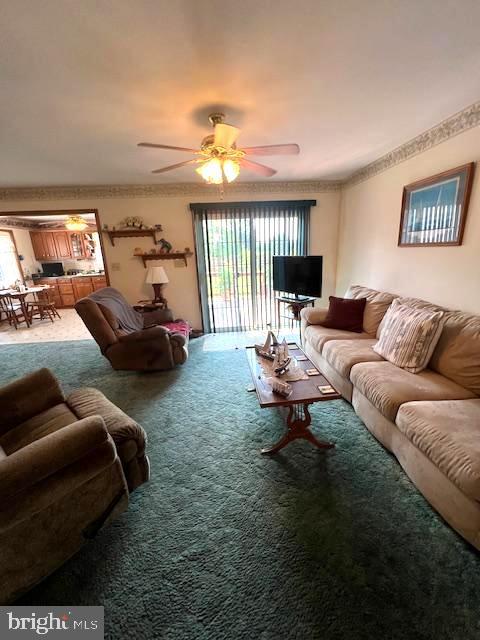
[272,255,323,298]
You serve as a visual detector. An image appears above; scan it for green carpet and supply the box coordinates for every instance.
[0,339,479,639]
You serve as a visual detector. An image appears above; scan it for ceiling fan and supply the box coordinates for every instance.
[138,113,300,185]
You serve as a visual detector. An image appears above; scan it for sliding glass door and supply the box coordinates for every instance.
[191,200,313,333]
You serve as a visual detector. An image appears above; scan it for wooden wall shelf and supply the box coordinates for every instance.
[105,229,158,246]
[136,252,193,268]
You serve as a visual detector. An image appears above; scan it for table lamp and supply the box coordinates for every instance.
[145,265,169,305]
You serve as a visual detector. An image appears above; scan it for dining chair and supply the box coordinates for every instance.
[0,293,28,330]
[27,287,61,323]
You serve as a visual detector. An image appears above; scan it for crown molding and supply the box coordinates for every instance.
[346,100,480,187]
[0,179,342,201]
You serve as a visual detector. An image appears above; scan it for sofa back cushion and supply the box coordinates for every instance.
[429,311,480,396]
[345,285,397,336]
[373,300,446,373]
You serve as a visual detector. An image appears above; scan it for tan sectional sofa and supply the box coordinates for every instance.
[301,285,480,550]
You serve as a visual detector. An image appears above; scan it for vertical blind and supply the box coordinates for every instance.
[191,200,314,333]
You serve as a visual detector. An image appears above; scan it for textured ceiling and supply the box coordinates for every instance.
[1,0,480,187]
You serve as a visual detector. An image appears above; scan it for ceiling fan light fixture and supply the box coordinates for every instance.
[223,158,240,183]
[196,158,223,184]
[65,215,88,231]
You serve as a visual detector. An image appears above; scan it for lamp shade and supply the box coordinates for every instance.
[145,266,169,284]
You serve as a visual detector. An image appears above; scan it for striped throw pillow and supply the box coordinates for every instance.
[373,300,446,373]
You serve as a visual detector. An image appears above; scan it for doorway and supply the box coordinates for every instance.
[0,209,109,343]
[192,200,313,333]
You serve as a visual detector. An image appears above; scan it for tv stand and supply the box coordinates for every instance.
[275,294,316,338]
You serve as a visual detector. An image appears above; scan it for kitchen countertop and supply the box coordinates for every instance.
[33,273,105,280]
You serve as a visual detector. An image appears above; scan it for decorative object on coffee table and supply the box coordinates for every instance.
[145,266,169,305]
[246,343,341,454]
[398,162,475,247]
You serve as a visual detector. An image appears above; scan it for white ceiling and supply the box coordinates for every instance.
[1,0,480,187]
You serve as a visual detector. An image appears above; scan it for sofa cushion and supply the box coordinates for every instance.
[350,361,476,422]
[321,296,367,333]
[373,300,446,373]
[304,324,372,354]
[429,311,480,396]
[346,285,397,336]
[0,403,78,456]
[396,399,480,501]
[323,339,385,378]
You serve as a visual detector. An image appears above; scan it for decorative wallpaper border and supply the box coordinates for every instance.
[0,179,342,201]
[346,100,480,187]
[0,101,478,201]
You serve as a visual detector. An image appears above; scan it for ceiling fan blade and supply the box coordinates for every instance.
[213,123,240,149]
[239,158,277,177]
[151,159,197,174]
[241,143,300,156]
[138,142,198,152]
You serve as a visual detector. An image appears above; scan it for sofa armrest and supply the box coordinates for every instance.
[143,308,174,327]
[300,307,329,347]
[67,387,149,491]
[118,326,169,344]
[0,416,110,501]
[301,307,329,326]
[0,368,65,436]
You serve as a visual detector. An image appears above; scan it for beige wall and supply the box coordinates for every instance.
[337,126,480,313]
[0,226,40,279]
[0,190,340,329]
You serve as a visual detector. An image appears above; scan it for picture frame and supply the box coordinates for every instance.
[398,162,475,247]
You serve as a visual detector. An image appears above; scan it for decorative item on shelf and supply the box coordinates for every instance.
[149,248,156,254]
[145,266,169,305]
[103,224,109,230]
[121,216,145,229]
[155,224,163,231]
[158,238,172,253]
[134,247,142,255]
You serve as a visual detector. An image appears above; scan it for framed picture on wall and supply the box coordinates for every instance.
[398,162,475,247]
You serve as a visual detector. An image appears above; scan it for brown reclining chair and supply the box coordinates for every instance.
[75,287,189,371]
[0,368,149,603]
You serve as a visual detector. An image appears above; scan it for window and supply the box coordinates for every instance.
[0,230,22,289]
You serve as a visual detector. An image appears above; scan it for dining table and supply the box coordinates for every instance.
[0,285,52,328]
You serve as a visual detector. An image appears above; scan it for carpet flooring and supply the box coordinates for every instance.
[0,338,479,639]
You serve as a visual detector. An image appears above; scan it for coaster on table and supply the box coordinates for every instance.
[306,368,320,376]
[318,384,336,394]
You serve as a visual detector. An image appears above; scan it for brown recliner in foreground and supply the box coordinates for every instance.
[75,287,189,371]
[0,368,149,603]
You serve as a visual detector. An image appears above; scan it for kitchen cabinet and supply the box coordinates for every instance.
[91,276,107,290]
[32,275,106,308]
[30,229,97,261]
[72,279,94,300]
[30,232,47,260]
[53,232,72,258]
[42,233,57,259]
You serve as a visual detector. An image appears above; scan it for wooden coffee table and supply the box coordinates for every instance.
[246,343,342,454]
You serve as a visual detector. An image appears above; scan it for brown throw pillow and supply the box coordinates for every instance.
[321,296,367,333]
